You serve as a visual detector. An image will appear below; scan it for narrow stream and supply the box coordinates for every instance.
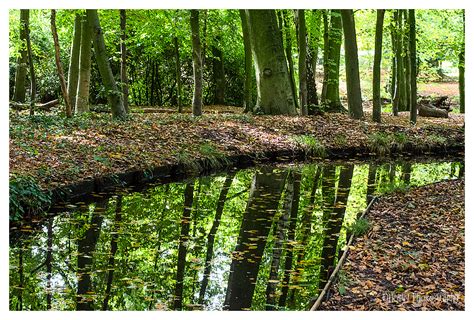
[9,158,464,311]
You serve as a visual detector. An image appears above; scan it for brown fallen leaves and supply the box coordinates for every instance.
[320,179,465,311]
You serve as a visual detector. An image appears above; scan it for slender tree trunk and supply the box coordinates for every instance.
[402,163,412,185]
[239,10,253,112]
[341,9,363,119]
[18,246,24,310]
[25,14,36,116]
[75,13,92,114]
[198,173,235,305]
[51,9,72,117]
[396,10,407,112]
[282,10,299,109]
[297,10,308,115]
[372,10,385,123]
[324,10,343,111]
[459,10,465,114]
[245,10,297,115]
[87,9,127,119]
[120,9,129,113]
[211,38,225,105]
[174,36,182,112]
[404,10,411,110]
[173,182,195,310]
[391,10,399,116]
[46,218,53,309]
[102,196,122,311]
[408,9,417,124]
[13,9,29,103]
[321,10,329,101]
[190,10,203,116]
[67,14,81,113]
[366,164,378,204]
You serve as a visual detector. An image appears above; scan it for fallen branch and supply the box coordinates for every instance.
[309,196,378,311]
[418,104,449,118]
[10,99,59,111]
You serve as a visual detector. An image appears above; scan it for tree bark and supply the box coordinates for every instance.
[459,11,465,114]
[341,9,363,119]
[25,12,36,116]
[190,10,203,116]
[13,9,29,103]
[239,10,253,112]
[408,9,417,124]
[46,218,53,309]
[245,10,297,115]
[321,10,329,101]
[391,10,400,116]
[120,9,129,113]
[372,10,385,123]
[396,10,408,112]
[67,14,81,113]
[75,13,92,114]
[324,10,343,111]
[297,10,308,115]
[173,182,195,310]
[174,36,182,113]
[87,9,127,119]
[211,37,226,105]
[51,9,72,117]
[282,10,299,110]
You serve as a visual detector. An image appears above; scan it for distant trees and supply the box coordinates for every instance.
[12,10,29,103]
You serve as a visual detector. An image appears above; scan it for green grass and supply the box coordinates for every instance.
[291,135,327,158]
[349,217,371,237]
[198,142,230,169]
[368,132,391,155]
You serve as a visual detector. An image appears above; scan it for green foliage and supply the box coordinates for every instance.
[334,133,347,146]
[9,175,51,220]
[368,132,391,155]
[349,217,371,236]
[291,135,327,157]
[198,142,230,169]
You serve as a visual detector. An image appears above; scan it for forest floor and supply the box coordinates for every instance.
[10,106,464,194]
[319,179,465,311]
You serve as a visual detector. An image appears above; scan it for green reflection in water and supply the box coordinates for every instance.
[9,159,463,311]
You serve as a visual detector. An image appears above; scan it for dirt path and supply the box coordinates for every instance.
[320,179,465,311]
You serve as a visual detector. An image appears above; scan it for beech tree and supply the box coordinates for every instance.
[239,10,253,112]
[13,10,29,103]
[67,14,81,113]
[75,12,92,114]
[408,9,417,124]
[297,9,308,115]
[190,9,203,117]
[372,10,385,123]
[245,9,297,115]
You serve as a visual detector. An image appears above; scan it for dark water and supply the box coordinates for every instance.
[9,159,464,311]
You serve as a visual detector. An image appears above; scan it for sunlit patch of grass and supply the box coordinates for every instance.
[377,181,410,195]
[392,132,408,151]
[291,135,326,158]
[349,217,371,237]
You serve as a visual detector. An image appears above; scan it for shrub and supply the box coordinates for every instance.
[9,175,51,221]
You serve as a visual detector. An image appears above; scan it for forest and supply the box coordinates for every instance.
[9,8,465,312]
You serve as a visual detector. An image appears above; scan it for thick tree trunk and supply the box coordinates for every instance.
[174,36,182,113]
[245,10,297,115]
[75,13,92,114]
[408,9,417,124]
[51,10,72,117]
[224,168,287,310]
[282,11,299,110]
[87,9,127,120]
[13,9,29,103]
[459,11,465,114]
[198,173,234,304]
[239,10,253,112]
[67,14,81,113]
[297,10,308,115]
[173,182,195,310]
[341,9,363,119]
[120,9,129,113]
[190,10,203,116]
[372,10,385,123]
[25,13,36,116]
[324,10,343,111]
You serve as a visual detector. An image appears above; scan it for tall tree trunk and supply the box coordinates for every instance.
[366,163,378,205]
[372,10,385,123]
[403,10,412,110]
[224,168,287,310]
[75,13,92,114]
[392,10,399,116]
[198,173,235,305]
[306,10,320,110]
[321,10,329,101]
[67,14,81,113]
[13,9,29,103]
[408,9,417,124]
[25,13,36,116]
[87,9,127,120]
[102,196,122,311]
[278,171,301,308]
[341,9,363,119]
[396,10,408,112]
[282,10,299,109]
[324,10,343,111]
[190,10,203,116]
[51,9,72,117]
[120,9,129,113]
[211,37,225,105]
[239,10,253,112]
[459,10,465,114]
[297,10,308,115]
[245,10,297,115]
[402,163,412,185]
[174,36,182,112]
[76,202,105,310]
[173,182,195,310]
